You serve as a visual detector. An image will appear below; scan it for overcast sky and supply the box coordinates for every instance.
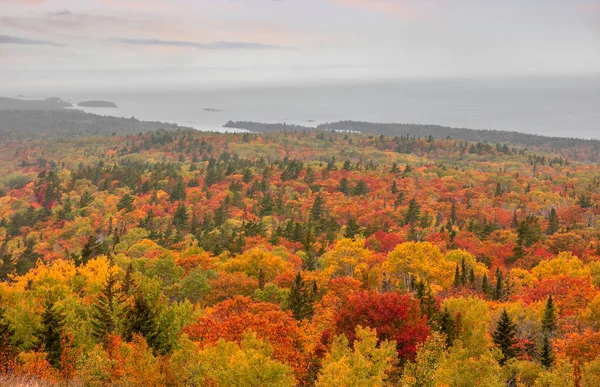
[1,0,600,90]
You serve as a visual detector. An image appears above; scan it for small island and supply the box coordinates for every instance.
[78,100,118,108]
[203,108,222,112]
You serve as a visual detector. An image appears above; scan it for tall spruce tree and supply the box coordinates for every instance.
[492,309,519,366]
[38,298,65,368]
[460,258,467,285]
[539,334,555,368]
[91,269,122,342]
[405,197,421,225]
[546,208,559,236]
[310,193,324,221]
[124,289,157,348]
[481,273,491,296]
[80,235,101,264]
[494,268,504,301]
[122,263,134,297]
[541,295,557,336]
[453,264,461,288]
[173,203,189,229]
[344,218,361,239]
[439,307,461,348]
[288,272,313,321]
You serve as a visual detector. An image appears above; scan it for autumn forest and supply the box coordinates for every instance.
[2,128,600,386]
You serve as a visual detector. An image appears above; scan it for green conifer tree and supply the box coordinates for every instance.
[481,272,491,296]
[310,193,325,221]
[344,218,361,239]
[91,270,122,342]
[124,289,157,349]
[405,197,421,225]
[492,309,519,366]
[546,208,559,236]
[541,295,557,336]
[539,334,555,368]
[38,298,65,368]
[288,272,313,321]
[494,268,504,301]
[453,264,461,288]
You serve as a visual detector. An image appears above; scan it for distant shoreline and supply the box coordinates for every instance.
[78,100,118,108]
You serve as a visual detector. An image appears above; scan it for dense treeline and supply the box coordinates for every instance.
[224,120,600,163]
[0,110,187,142]
[224,120,311,133]
[1,129,600,385]
[0,97,72,111]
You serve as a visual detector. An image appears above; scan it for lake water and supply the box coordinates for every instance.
[10,76,600,139]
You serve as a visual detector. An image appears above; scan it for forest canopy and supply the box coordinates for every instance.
[1,127,600,386]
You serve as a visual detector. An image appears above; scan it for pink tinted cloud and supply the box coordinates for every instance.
[0,0,45,4]
[577,2,600,13]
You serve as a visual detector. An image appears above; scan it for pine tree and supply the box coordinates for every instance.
[415,280,437,322]
[170,178,187,202]
[122,263,134,297]
[310,193,325,221]
[481,272,491,296]
[539,334,555,368]
[541,295,557,336]
[394,191,406,208]
[124,289,157,348]
[546,208,559,235]
[405,197,421,225]
[117,193,134,213]
[495,182,503,197]
[38,298,65,368]
[460,258,467,285]
[344,218,361,239]
[492,309,519,366]
[173,203,189,229]
[352,180,369,196]
[338,177,349,195]
[439,308,461,348]
[494,268,504,301]
[407,223,420,242]
[453,264,461,288]
[81,235,103,264]
[259,193,275,217]
[288,273,313,321]
[91,269,122,342]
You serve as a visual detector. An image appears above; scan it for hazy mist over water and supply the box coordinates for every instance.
[7,76,599,139]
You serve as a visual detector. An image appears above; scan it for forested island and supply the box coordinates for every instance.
[77,100,118,108]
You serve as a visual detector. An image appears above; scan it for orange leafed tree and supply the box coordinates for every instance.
[184,296,309,382]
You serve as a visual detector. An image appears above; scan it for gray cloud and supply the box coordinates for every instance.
[112,37,289,50]
[48,9,73,17]
[0,34,60,46]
